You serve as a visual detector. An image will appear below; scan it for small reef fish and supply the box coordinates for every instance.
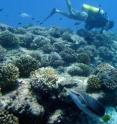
[31,17,35,20]
[17,22,22,25]
[20,12,31,18]
[68,90,105,118]
[0,8,4,12]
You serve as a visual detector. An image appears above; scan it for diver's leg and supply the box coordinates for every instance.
[53,8,71,18]
[65,0,76,15]
[53,8,87,21]
[40,8,71,25]
[65,0,88,21]
[40,7,87,25]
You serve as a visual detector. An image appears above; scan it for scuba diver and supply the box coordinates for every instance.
[40,0,114,31]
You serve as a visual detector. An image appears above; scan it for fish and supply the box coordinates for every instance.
[20,12,31,18]
[31,17,35,20]
[68,90,105,118]
[40,8,56,25]
[0,8,4,12]
[17,22,22,25]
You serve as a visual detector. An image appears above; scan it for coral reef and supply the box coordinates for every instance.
[77,52,91,64]
[0,45,6,62]
[18,34,34,48]
[15,55,39,77]
[60,47,77,63]
[30,67,59,97]
[0,23,117,124]
[0,109,19,124]
[49,27,64,38]
[41,43,55,53]
[87,64,117,106]
[98,46,113,61]
[95,63,117,91]
[0,79,45,123]
[77,30,111,47]
[31,67,58,83]
[87,75,102,92]
[0,31,19,48]
[30,35,51,49]
[53,40,66,52]
[47,109,64,124]
[49,52,64,67]
[0,63,19,92]
[67,63,91,76]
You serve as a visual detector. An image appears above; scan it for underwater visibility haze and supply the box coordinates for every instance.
[0,0,117,124]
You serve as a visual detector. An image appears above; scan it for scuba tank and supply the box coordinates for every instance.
[82,4,104,14]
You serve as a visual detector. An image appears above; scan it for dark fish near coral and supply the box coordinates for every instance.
[17,22,22,25]
[68,90,105,118]
[0,8,4,12]
[31,17,35,20]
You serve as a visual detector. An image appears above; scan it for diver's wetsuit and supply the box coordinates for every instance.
[85,11,108,30]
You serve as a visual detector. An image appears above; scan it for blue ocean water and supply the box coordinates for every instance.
[0,0,116,31]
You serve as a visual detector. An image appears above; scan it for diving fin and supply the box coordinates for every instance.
[40,8,57,25]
